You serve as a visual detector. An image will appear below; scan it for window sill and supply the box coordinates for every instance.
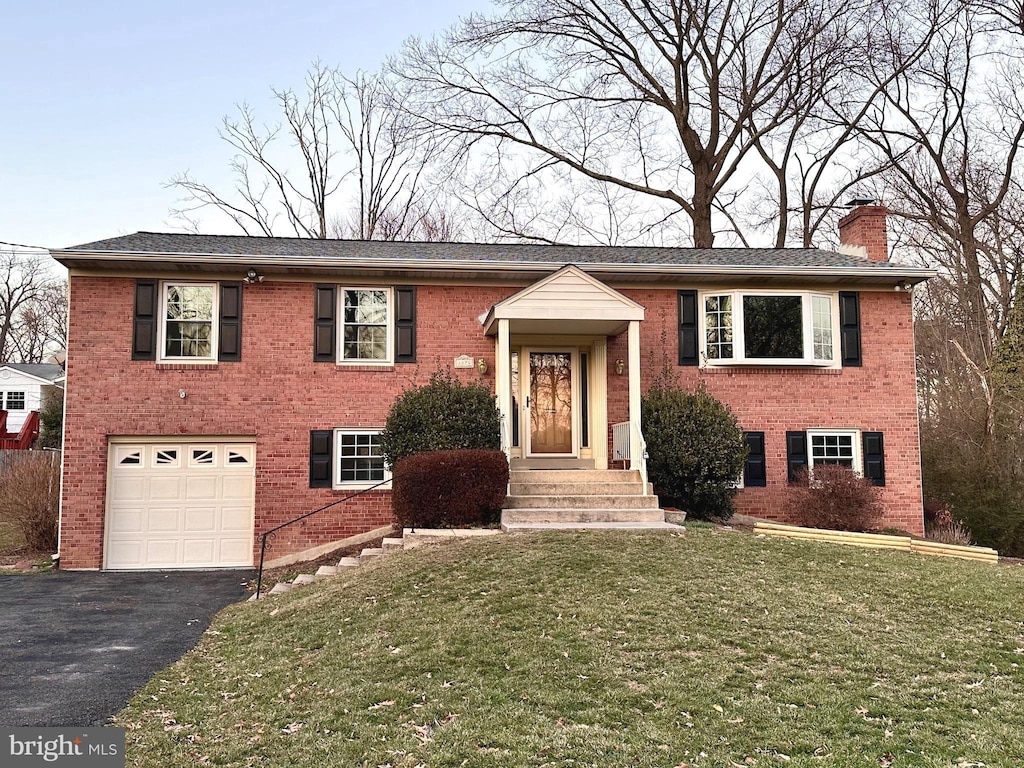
[335,363,396,372]
[155,361,220,370]
[702,363,841,374]
[332,482,392,492]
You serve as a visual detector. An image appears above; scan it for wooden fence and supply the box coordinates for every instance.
[0,449,61,476]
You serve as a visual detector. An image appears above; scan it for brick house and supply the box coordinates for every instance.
[51,204,933,570]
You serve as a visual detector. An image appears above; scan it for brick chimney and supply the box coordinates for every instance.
[838,204,889,262]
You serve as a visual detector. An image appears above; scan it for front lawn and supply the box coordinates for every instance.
[118,529,1024,767]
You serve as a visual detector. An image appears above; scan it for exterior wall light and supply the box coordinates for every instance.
[477,358,488,374]
[615,359,625,375]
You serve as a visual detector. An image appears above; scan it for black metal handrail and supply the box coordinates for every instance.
[255,478,390,599]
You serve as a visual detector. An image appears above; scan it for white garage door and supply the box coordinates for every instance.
[105,442,255,569]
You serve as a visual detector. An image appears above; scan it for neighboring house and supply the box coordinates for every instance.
[0,363,63,449]
[51,204,934,570]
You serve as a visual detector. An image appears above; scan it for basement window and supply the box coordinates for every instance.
[808,429,860,472]
[335,429,390,486]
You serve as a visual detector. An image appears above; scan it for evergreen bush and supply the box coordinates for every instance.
[642,381,746,521]
[380,370,501,468]
[39,387,64,450]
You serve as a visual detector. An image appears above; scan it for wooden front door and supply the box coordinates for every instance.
[527,351,574,455]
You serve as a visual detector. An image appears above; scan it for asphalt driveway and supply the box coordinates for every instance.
[0,569,252,726]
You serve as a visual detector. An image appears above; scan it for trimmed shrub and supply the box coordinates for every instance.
[642,382,747,522]
[380,371,501,469]
[392,449,509,529]
[789,464,884,532]
[0,453,59,551]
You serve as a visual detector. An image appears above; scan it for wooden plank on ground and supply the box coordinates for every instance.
[753,522,999,564]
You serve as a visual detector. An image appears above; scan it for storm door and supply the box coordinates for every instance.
[525,350,576,456]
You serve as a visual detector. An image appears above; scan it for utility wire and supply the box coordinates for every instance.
[0,240,51,254]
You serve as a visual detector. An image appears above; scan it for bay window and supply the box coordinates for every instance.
[702,291,837,365]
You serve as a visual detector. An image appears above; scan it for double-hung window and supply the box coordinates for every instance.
[3,391,26,411]
[161,283,217,361]
[808,429,859,471]
[341,288,391,363]
[701,291,837,365]
[336,429,389,486]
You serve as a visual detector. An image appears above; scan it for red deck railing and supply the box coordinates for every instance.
[0,410,40,450]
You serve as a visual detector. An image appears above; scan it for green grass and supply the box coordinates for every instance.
[118,529,1024,767]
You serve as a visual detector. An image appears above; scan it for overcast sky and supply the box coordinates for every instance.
[0,0,485,251]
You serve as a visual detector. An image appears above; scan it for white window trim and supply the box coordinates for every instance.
[158,281,219,363]
[2,391,27,410]
[700,290,840,367]
[334,428,392,490]
[338,287,394,366]
[807,428,862,475]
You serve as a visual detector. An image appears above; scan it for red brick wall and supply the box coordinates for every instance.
[606,288,923,534]
[60,278,507,569]
[60,276,923,568]
[839,205,889,262]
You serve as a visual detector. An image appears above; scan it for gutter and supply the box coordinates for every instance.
[50,249,937,284]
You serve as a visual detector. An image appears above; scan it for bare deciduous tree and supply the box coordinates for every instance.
[393,0,934,247]
[868,3,1024,553]
[0,251,64,363]
[170,63,447,241]
[864,8,1024,363]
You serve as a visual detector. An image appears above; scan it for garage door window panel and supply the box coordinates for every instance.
[189,447,216,467]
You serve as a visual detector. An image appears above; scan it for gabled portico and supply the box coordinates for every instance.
[482,265,646,470]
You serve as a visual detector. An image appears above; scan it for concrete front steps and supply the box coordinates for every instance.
[501,467,676,531]
[252,529,502,600]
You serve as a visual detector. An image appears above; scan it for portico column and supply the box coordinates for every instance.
[495,318,512,461]
[628,319,642,470]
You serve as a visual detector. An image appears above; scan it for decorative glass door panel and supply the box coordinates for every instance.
[529,352,573,454]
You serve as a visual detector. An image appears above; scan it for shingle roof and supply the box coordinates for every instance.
[0,363,64,382]
[59,231,912,272]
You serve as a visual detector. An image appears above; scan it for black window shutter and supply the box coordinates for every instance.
[218,282,243,362]
[395,286,416,363]
[309,430,333,488]
[132,279,158,361]
[743,431,767,487]
[786,431,808,482]
[678,290,698,366]
[839,291,861,367]
[862,431,885,486]
[314,285,336,362]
